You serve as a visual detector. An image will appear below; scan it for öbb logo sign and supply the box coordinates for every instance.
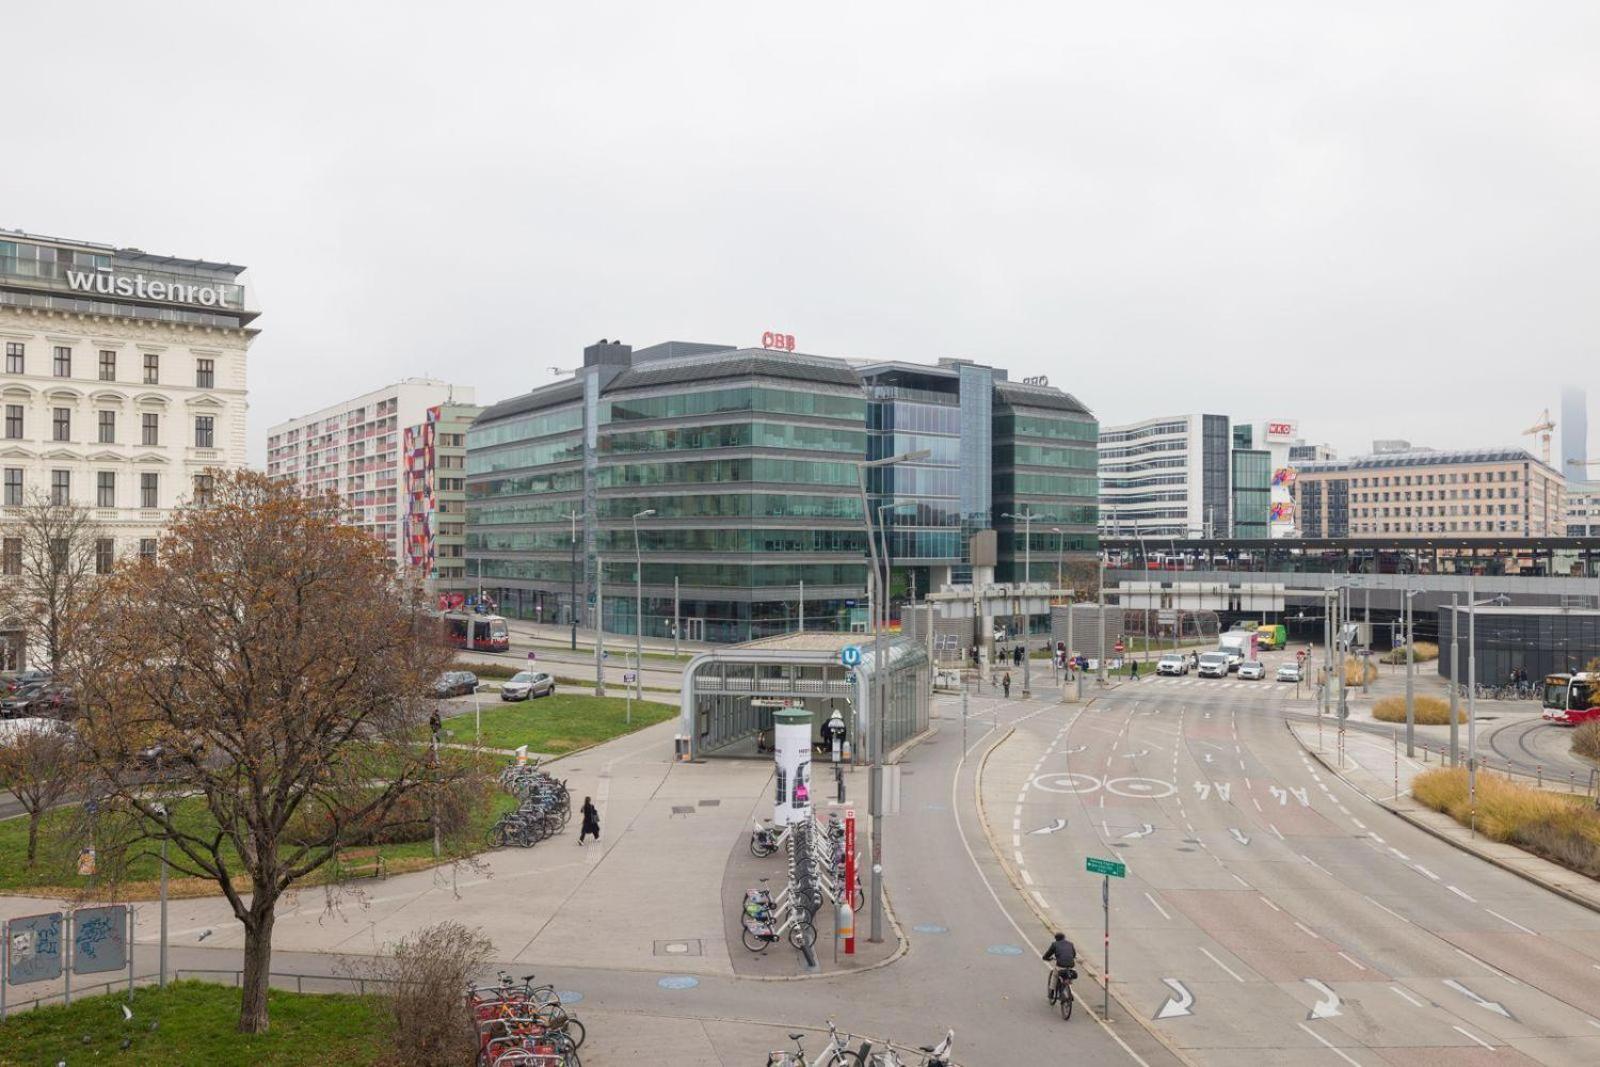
[761,332,797,352]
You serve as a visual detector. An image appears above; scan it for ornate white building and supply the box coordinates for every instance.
[0,228,256,562]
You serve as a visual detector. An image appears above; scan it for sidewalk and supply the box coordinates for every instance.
[1287,719,1600,916]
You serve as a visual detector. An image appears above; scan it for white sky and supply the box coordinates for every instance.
[5,2,1597,467]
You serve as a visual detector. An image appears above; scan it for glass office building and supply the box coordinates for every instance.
[1438,606,1600,687]
[467,342,1098,644]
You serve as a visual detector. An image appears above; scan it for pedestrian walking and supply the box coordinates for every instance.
[579,796,600,845]
[1130,659,1140,682]
[1002,672,1012,699]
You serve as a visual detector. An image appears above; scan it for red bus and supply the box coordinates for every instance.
[443,612,510,653]
[1542,672,1600,726]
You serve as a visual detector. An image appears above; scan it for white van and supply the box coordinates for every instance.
[1197,652,1231,678]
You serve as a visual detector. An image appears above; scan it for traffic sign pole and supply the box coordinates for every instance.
[1085,856,1124,1019]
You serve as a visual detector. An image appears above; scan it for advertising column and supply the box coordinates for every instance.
[771,707,814,827]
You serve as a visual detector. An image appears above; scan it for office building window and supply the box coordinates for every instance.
[50,469,69,505]
[192,473,213,506]
[52,407,70,442]
[196,358,214,389]
[97,471,115,508]
[99,350,116,381]
[138,538,156,563]
[95,538,114,575]
[98,410,115,443]
[144,353,159,384]
[2,537,19,576]
[140,472,158,509]
[142,412,159,446]
[4,342,22,374]
[195,415,214,448]
[4,406,20,440]
[53,346,71,377]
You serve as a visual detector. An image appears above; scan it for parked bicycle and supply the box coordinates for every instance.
[863,1031,955,1067]
[765,1020,868,1066]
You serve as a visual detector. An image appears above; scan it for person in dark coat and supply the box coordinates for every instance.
[1002,672,1012,699]
[579,797,600,845]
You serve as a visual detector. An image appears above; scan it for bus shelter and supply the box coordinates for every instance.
[679,632,930,761]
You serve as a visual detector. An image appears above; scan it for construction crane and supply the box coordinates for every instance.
[1524,408,1555,466]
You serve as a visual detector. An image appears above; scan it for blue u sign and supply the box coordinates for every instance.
[840,645,862,668]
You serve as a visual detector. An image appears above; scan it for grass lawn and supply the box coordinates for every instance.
[0,981,385,1067]
[444,691,676,754]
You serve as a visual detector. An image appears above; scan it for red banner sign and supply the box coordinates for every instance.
[844,808,856,955]
[761,331,796,352]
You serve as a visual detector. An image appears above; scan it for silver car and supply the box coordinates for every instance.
[500,670,555,701]
[1237,660,1265,680]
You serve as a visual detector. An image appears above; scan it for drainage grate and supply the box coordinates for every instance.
[697,799,721,807]
[670,805,695,817]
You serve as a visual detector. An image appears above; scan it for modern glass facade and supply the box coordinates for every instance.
[466,343,1099,643]
[1231,449,1271,538]
[1438,607,1600,687]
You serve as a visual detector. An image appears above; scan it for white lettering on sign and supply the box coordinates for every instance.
[1265,421,1297,440]
[64,270,232,309]
[1022,375,1050,386]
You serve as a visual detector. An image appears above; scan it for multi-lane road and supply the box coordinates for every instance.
[980,661,1600,1065]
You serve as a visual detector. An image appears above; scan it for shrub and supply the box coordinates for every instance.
[461,660,522,681]
[1318,660,1378,687]
[1380,642,1440,664]
[370,922,494,1067]
[1411,767,1600,878]
[1574,721,1600,762]
[1371,695,1463,725]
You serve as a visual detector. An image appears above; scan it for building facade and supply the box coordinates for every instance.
[265,379,475,570]
[1098,414,1299,539]
[466,341,1097,644]
[403,402,482,589]
[1293,448,1565,539]
[1565,480,1600,538]
[1561,385,1588,478]
[0,228,255,563]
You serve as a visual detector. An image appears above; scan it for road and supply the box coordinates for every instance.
[984,658,1600,1065]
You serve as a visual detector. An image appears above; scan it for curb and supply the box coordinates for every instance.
[973,720,1197,1067]
[1287,724,1600,920]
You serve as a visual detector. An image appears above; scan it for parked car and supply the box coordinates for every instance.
[1,670,50,695]
[500,671,555,701]
[1156,653,1189,676]
[1197,652,1230,679]
[1,682,52,719]
[1237,660,1266,681]
[430,671,480,699]
[1276,663,1303,683]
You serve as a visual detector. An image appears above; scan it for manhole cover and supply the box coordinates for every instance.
[914,923,949,934]
[557,990,583,1004]
[652,939,703,957]
[987,944,1025,956]
[1176,847,1196,852]
[658,975,699,990]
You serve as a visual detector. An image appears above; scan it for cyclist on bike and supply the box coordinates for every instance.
[1043,931,1076,996]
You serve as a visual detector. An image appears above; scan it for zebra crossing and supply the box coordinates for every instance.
[1133,676,1282,690]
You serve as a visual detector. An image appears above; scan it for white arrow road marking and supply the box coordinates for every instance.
[1304,978,1342,1019]
[1443,979,1513,1018]
[1270,786,1288,806]
[1229,827,1250,845]
[1154,978,1195,1019]
[1123,823,1155,839]
[1065,744,1088,754]
[1204,753,1214,763]
[1193,781,1212,801]
[1122,749,1150,758]
[1215,781,1230,802]
[1290,787,1310,806]
[1028,818,1067,835]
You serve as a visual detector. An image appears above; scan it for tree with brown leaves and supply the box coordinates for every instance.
[0,718,75,865]
[69,469,468,1034]
[0,492,105,673]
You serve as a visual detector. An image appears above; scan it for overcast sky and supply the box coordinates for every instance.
[7,2,1598,467]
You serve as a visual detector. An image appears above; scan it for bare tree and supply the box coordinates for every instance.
[68,470,470,1034]
[0,719,76,864]
[0,492,104,673]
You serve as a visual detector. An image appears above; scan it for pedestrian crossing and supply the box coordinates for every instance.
[1132,677,1286,690]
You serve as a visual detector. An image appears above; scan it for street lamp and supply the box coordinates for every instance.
[566,510,582,651]
[631,509,655,713]
[876,502,916,633]
[853,448,930,946]
[1002,509,1038,697]
[1402,587,1420,757]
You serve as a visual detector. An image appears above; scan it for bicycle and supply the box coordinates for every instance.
[1046,963,1076,1020]
[765,1020,865,1066]
[863,1030,955,1067]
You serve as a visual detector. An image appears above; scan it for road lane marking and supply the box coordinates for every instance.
[1412,864,1440,881]
[1453,949,1519,985]
[1485,909,1536,935]
[1293,920,1321,939]
[1296,1022,1363,1067]
[1452,1025,1494,1050]
[1389,985,1425,1007]
[1364,897,1411,924]
[1231,873,1250,888]
[1252,796,1263,811]
[1021,869,1034,886]
[1270,823,1284,840]
[1447,885,1476,902]
[1199,945,1245,982]
[1144,891,1171,920]
[1031,890,1050,909]
[1388,847,1410,861]
[1260,896,1282,912]
[1337,951,1366,971]
[1301,854,1333,876]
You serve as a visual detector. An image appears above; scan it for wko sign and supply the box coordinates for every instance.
[1265,421,1297,441]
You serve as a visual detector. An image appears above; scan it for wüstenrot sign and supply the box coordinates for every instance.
[64,269,234,308]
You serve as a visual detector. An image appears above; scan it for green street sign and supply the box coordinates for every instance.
[1085,856,1126,878]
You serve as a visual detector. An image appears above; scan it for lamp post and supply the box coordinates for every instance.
[632,508,655,712]
[1449,593,1460,766]
[566,510,581,650]
[854,449,930,946]
[1002,509,1038,697]
[1132,519,1149,663]
[1403,587,1420,757]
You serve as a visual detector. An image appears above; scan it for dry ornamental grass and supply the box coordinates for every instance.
[1371,695,1464,725]
[1573,721,1600,762]
[1411,767,1600,879]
